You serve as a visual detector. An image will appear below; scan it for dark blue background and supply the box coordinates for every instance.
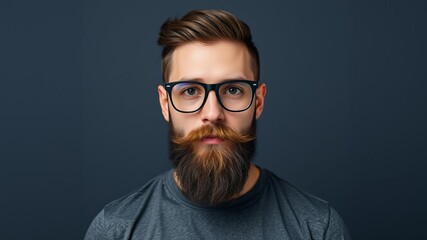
[1,1,426,239]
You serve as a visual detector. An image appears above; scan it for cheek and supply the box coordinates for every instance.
[227,111,254,132]
[170,112,200,135]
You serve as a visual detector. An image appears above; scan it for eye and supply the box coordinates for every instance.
[183,87,198,96]
[174,83,204,98]
[225,86,242,95]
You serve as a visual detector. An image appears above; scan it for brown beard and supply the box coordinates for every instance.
[169,120,256,206]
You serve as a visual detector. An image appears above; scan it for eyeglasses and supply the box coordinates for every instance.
[163,80,259,113]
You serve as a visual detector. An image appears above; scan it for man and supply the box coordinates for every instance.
[85,9,351,239]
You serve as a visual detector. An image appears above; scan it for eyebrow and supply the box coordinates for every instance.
[176,77,252,83]
[176,78,204,82]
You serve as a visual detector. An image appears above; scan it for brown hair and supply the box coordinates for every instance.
[157,9,260,82]
[170,122,255,205]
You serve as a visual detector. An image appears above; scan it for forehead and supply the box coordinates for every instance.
[169,41,254,82]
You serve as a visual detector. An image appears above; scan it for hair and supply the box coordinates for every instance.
[169,121,256,206]
[157,9,260,82]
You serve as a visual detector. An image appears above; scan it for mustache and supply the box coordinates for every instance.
[171,124,255,146]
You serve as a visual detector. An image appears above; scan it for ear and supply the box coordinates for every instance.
[158,85,170,122]
[255,83,267,119]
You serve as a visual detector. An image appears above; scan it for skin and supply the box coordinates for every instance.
[158,40,267,198]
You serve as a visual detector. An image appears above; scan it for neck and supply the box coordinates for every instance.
[238,163,260,196]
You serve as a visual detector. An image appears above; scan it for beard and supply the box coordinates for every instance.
[169,118,256,206]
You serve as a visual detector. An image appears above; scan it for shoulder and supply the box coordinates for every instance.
[84,171,168,239]
[265,169,330,216]
[104,172,166,216]
[263,169,351,239]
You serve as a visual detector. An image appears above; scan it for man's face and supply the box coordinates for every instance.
[159,40,265,135]
[158,40,266,205]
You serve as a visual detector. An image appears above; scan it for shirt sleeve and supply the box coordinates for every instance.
[324,206,352,240]
[84,209,109,240]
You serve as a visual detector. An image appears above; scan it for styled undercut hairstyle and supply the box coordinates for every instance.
[157,9,260,83]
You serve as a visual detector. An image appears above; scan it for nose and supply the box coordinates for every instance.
[201,90,225,123]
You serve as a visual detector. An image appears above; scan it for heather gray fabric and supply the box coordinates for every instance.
[85,167,351,240]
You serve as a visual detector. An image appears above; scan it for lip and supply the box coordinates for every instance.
[200,136,223,145]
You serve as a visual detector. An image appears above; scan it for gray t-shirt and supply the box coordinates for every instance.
[85,167,351,239]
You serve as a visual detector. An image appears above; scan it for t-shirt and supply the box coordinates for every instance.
[85,167,351,239]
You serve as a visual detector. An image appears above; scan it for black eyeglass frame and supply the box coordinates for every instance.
[163,80,259,113]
